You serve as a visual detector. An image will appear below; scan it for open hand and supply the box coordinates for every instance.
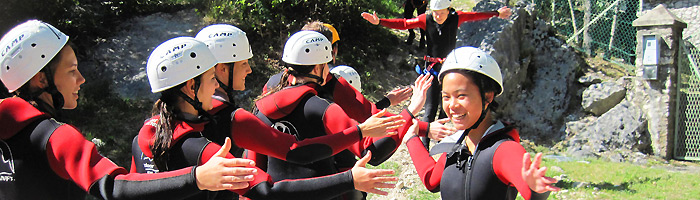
[428,118,457,141]
[195,137,257,191]
[351,151,397,195]
[358,109,405,137]
[407,74,433,115]
[361,12,380,25]
[386,87,412,106]
[522,152,561,194]
[497,6,512,19]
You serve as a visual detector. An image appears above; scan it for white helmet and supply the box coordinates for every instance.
[0,20,69,92]
[430,0,452,10]
[147,37,217,93]
[439,46,503,96]
[282,31,332,65]
[331,65,361,92]
[195,24,253,63]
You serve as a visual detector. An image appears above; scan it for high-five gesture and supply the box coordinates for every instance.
[358,109,405,137]
[522,152,561,194]
[351,151,397,195]
[195,137,257,191]
[407,74,433,115]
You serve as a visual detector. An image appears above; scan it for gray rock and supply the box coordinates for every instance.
[565,100,652,160]
[582,81,626,115]
[578,72,605,85]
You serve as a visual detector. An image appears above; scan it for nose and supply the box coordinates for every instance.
[246,64,252,74]
[76,69,86,85]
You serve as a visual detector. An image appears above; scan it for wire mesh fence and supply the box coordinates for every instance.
[532,0,639,71]
[675,35,700,161]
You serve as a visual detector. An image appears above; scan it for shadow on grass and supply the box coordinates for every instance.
[555,176,663,193]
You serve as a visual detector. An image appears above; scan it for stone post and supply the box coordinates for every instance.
[632,4,686,159]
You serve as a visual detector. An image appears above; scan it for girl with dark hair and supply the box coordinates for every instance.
[362,0,512,149]
[139,36,401,200]
[403,47,560,199]
[0,20,257,200]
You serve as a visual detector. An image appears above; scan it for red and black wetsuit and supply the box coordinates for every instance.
[405,121,550,200]
[132,111,368,200]
[0,98,206,200]
[378,9,499,124]
[254,82,419,199]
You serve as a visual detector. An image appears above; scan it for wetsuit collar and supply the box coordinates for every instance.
[0,98,51,140]
[213,89,229,103]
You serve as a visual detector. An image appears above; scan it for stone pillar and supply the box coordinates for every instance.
[632,4,686,159]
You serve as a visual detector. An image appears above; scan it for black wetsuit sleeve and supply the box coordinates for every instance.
[197,141,356,199]
[375,97,391,110]
[45,124,201,200]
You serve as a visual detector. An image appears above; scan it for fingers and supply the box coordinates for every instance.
[214,137,233,158]
[355,151,372,167]
[221,158,256,168]
[372,109,388,118]
[435,118,450,124]
[545,185,562,192]
[533,152,543,169]
[221,182,250,190]
[522,153,532,173]
[367,169,395,177]
[365,188,389,196]
[373,182,397,189]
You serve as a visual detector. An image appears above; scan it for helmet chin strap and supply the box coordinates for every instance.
[447,102,490,158]
[35,66,64,118]
[288,67,325,84]
[174,78,216,124]
[215,63,236,105]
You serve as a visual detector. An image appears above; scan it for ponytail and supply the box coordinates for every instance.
[151,88,180,170]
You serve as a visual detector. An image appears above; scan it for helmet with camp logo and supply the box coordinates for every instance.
[439,46,503,96]
[282,31,332,66]
[195,24,253,63]
[147,37,218,93]
[330,65,361,92]
[0,20,69,92]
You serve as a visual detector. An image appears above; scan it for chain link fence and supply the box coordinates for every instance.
[675,35,700,161]
[531,0,639,71]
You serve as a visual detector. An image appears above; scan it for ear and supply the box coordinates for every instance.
[483,91,495,109]
[28,71,48,89]
[180,79,197,98]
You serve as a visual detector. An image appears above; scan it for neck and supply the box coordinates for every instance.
[36,92,55,109]
[465,111,494,145]
[177,98,198,116]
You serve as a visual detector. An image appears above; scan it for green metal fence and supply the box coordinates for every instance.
[675,35,700,161]
[532,0,638,70]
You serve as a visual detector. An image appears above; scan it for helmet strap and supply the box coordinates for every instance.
[38,66,64,118]
[215,62,237,105]
[174,79,216,124]
[446,102,490,158]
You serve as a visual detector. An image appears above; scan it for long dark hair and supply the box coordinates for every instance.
[150,73,205,170]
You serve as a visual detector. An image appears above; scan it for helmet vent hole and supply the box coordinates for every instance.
[325,46,328,50]
[232,43,236,47]
[305,48,310,53]
[41,55,45,58]
[479,65,483,68]
[161,66,167,72]
[31,43,37,47]
[477,56,481,58]
[190,52,197,58]
[6,66,9,70]
[349,80,353,83]
[233,54,236,57]
[196,65,201,69]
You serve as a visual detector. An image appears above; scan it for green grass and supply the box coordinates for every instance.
[542,158,700,199]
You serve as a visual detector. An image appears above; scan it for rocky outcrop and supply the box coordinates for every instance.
[459,1,582,141]
[565,99,652,162]
[82,9,205,100]
[581,81,626,115]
